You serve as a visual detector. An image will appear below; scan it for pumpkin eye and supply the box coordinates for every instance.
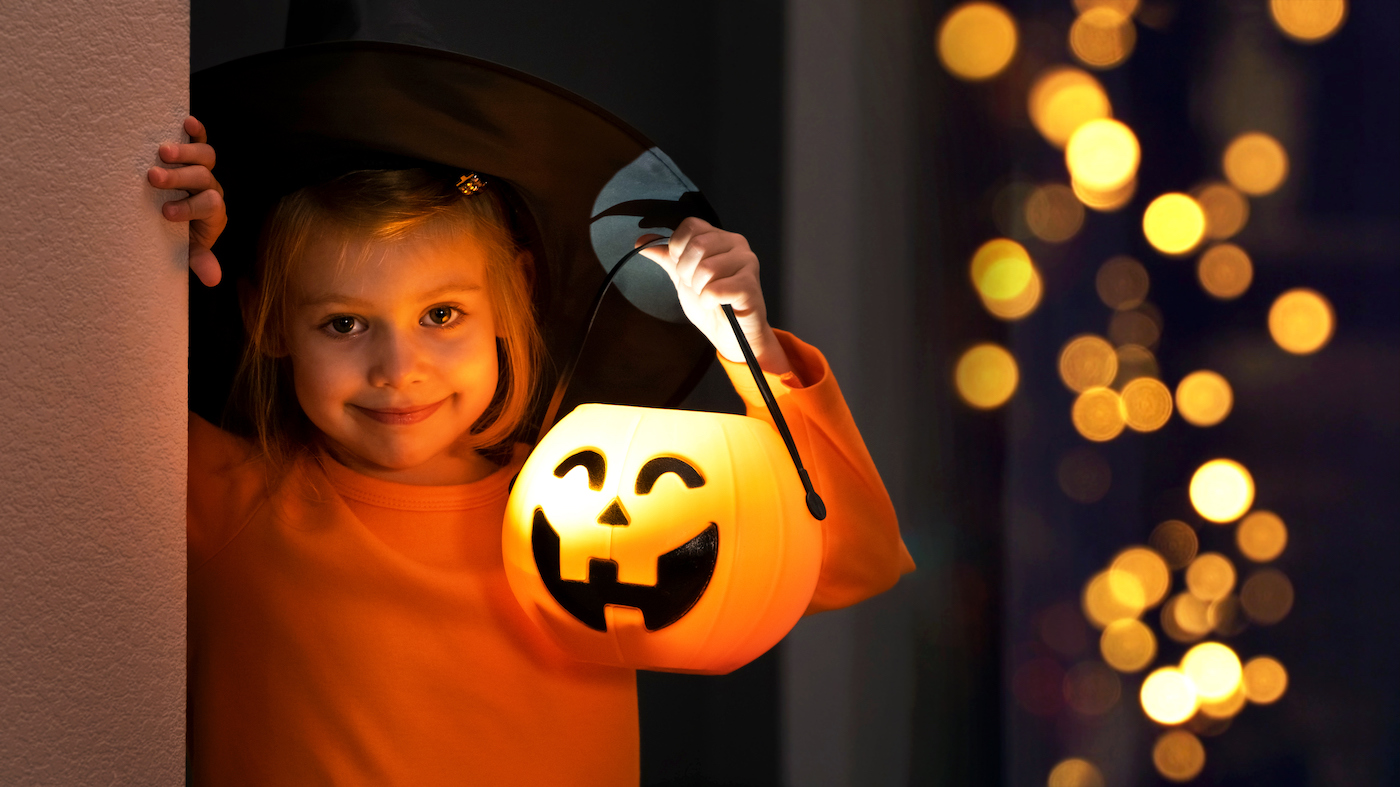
[635,457,705,494]
[554,450,606,491]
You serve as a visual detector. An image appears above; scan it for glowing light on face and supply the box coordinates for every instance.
[1181,642,1243,701]
[1195,182,1250,239]
[1240,568,1294,624]
[1140,667,1199,725]
[1237,511,1288,562]
[1186,553,1237,601]
[1143,193,1207,256]
[1067,119,1140,192]
[1149,520,1198,569]
[1072,388,1126,442]
[1152,730,1206,782]
[1242,656,1288,704]
[937,2,1019,80]
[1269,288,1335,354]
[955,343,1019,409]
[1197,243,1253,299]
[1047,757,1105,787]
[1025,184,1085,242]
[1095,256,1149,310]
[1175,371,1233,427]
[1059,335,1119,392]
[1028,67,1112,148]
[1100,618,1157,672]
[1270,0,1347,42]
[1069,7,1136,69]
[1223,132,1289,196]
[1190,459,1255,523]
[1121,377,1173,432]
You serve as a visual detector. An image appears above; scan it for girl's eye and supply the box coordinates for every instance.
[328,316,359,335]
[423,306,461,327]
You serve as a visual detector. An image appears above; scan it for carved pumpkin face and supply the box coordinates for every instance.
[502,404,823,675]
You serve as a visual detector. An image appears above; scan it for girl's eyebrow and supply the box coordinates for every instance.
[300,283,484,309]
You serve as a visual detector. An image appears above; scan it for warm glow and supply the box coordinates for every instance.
[1223,132,1289,196]
[1112,344,1159,388]
[1186,553,1237,602]
[1143,193,1207,255]
[1141,667,1199,725]
[1070,7,1136,69]
[1047,758,1105,787]
[1243,656,1289,704]
[937,2,1019,80]
[982,266,1043,320]
[1073,388,1126,442]
[1101,619,1157,672]
[1162,592,1212,643]
[1074,0,1139,14]
[1240,568,1294,625]
[1175,371,1233,427]
[1083,570,1144,628]
[1150,520,1198,570]
[1111,547,1170,607]
[1059,335,1118,392]
[1108,309,1160,349]
[1190,459,1255,523]
[970,239,1035,300]
[1153,730,1206,782]
[1064,661,1121,715]
[1270,0,1346,42]
[1196,182,1250,239]
[1181,642,1243,701]
[1072,176,1136,211]
[1028,67,1112,148]
[955,343,1019,409]
[1269,288,1335,354]
[1067,119,1140,191]
[1025,184,1085,242]
[1121,377,1173,432]
[1197,243,1253,299]
[1206,595,1245,637]
[1199,685,1247,719]
[1095,256,1150,310]
[1237,510,1288,562]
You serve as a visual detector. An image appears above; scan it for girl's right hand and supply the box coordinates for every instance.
[148,115,227,287]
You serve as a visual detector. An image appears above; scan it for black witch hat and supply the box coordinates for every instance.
[188,40,720,434]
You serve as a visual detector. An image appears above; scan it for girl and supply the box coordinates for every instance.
[154,112,912,784]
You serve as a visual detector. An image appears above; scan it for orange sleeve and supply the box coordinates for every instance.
[718,329,915,614]
[188,412,270,569]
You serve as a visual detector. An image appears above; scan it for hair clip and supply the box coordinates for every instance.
[456,173,488,196]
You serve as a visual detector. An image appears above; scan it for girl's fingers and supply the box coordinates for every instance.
[673,230,740,288]
[696,269,762,314]
[184,115,208,145]
[682,249,751,297]
[148,163,221,194]
[189,247,222,288]
[158,141,216,171]
[162,187,225,223]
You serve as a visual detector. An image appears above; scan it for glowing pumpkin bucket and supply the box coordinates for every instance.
[502,404,823,675]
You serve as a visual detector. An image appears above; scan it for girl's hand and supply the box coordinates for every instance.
[148,116,226,287]
[637,217,792,376]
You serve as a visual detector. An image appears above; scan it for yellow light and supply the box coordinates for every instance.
[1242,656,1289,704]
[1108,309,1160,349]
[1181,642,1243,701]
[1199,685,1248,719]
[1143,193,1207,256]
[1195,182,1250,240]
[1153,730,1206,782]
[1269,288,1335,354]
[1028,67,1112,148]
[1111,547,1170,607]
[1064,661,1121,715]
[1067,119,1140,191]
[1189,459,1255,523]
[1059,335,1119,392]
[1186,553,1237,601]
[1111,344,1159,388]
[1058,446,1112,503]
[1095,256,1149,310]
[1223,132,1289,196]
[1240,568,1294,625]
[1072,176,1136,212]
[1175,371,1233,427]
[1197,243,1253,300]
[970,238,1035,300]
[1073,388,1126,442]
[1047,758,1104,787]
[937,2,1019,81]
[1074,0,1139,14]
[1162,592,1211,643]
[1025,184,1085,242]
[1100,619,1157,672]
[1237,510,1288,562]
[1069,7,1136,69]
[982,266,1043,320]
[1083,570,1144,628]
[1269,0,1346,42]
[1121,377,1173,432]
[1140,667,1199,725]
[1149,520,1198,570]
[955,343,1019,409]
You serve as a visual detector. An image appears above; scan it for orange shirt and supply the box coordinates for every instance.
[188,330,913,786]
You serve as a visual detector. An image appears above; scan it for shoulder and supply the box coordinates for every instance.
[188,412,272,568]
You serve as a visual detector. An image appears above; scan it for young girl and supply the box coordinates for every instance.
[154,114,912,785]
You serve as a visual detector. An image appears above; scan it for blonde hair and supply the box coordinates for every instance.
[226,168,544,474]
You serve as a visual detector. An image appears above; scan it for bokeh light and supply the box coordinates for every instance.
[1141,667,1199,725]
[1181,641,1243,701]
[1240,568,1294,624]
[955,344,1018,409]
[1101,618,1157,672]
[1028,67,1112,148]
[1162,592,1212,643]
[1108,308,1160,349]
[1243,656,1289,704]
[1150,520,1199,569]
[1074,0,1139,14]
[1153,730,1206,782]
[1047,757,1105,787]
[1072,176,1136,211]
[970,238,1034,300]
[1199,685,1248,719]
[1190,459,1256,523]
[1063,661,1121,715]
[1207,595,1247,637]
[1121,377,1173,431]
[1095,256,1149,310]
[1069,7,1136,69]
[936,2,1019,81]
[1269,288,1335,354]
[1237,510,1288,562]
[1143,193,1207,255]
[1073,388,1126,442]
[1270,0,1347,42]
[1112,344,1159,388]
[1197,243,1253,299]
[1187,553,1237,601]
[1058,446,1112,503]
[982,266,1043,320]
[1195,181,1250,239]
[1059,335,1119,391]
[1067,119,1140,191]
[1083,570,1144,628]
[1175,371,1233,427]
[1223,132,1289,196]
[1025,184,1085,242]
[1111,547,1170,607]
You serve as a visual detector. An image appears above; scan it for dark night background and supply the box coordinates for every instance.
[191,1,1398,784]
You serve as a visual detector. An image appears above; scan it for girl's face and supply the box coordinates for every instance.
[285,231,503,485]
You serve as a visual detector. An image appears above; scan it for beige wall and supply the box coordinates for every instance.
[0,1,188,782]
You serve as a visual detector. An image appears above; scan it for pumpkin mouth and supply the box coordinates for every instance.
[531,508,719,632]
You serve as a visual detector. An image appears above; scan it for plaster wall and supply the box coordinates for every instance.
[0,1,189,782]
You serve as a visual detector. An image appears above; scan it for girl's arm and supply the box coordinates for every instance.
[148,115,226,287]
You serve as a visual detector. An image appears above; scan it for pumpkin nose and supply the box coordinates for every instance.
[597,497,630,526]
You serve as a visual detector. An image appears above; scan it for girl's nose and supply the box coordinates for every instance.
[367,327,427,388]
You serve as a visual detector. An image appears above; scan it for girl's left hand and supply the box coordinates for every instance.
[637,217,792,375]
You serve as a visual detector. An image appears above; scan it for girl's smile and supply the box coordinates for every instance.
[351,396,449,425]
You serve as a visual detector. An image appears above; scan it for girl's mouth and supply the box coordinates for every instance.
[352,397,447,426]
